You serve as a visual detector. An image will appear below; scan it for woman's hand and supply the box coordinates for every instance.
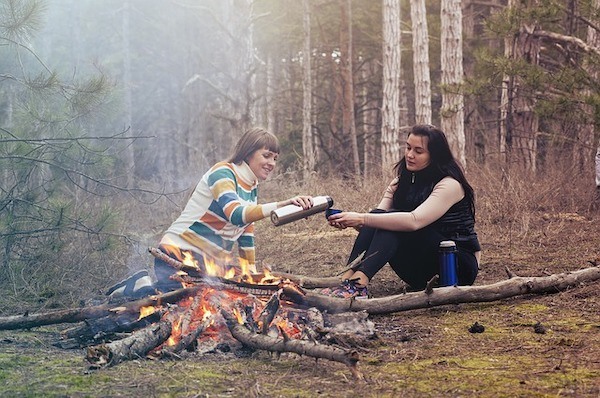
[327,212,366,229]
[283,195,313,210]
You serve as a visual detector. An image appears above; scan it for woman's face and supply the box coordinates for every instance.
[404,134,431,172]
[246,147,278,181]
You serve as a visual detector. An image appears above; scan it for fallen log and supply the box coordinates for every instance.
[0,286,203,330]
[298,265,600,314]
[2,266,599,330]
[220,309,363,380]
[85,320,172,368]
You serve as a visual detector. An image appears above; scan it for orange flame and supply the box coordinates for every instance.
[138,306,156,320]
[203,255,219,277]
[166,315,184,346]
[182,251,200,269]
[232,307,244,324]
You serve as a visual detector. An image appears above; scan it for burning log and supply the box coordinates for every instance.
[56,310,164,349]
[160,316,213,357]
[86,320,172,368]
[298,265,600,314]
[220,309,364,380]
[271,252,367,289]
[0,286,203,331]
[148,246,356,289]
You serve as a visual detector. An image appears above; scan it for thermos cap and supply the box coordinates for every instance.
[439,240,457,248]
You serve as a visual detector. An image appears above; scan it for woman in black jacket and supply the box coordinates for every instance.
[324,124,481,298]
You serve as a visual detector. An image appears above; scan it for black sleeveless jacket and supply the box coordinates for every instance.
[392,166,481,252]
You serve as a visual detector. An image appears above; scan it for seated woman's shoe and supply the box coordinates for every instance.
[105,270,156,299]
[320,279,369,299]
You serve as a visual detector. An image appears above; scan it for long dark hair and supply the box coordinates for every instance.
[393,124,476,215]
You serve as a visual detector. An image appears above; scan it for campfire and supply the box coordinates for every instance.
[1,247,598,382]
[76,246,369,379]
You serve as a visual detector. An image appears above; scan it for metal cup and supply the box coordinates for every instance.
[325,208,342,219]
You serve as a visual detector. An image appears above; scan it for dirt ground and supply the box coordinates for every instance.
[1,202,599,397]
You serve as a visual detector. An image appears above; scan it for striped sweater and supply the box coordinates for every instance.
[160,161,278,268]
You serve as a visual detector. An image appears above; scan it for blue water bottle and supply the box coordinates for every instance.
[439,240,458,286]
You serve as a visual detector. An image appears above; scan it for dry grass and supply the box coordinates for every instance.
[1,165,599,397]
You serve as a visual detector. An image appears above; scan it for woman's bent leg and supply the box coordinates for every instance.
[389,228,479,289]
[153,258,184,293]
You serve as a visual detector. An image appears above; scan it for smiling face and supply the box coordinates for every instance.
[246,147,278,181]
[404,133,431,172]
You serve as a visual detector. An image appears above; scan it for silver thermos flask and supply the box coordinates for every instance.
[270,195,334,226]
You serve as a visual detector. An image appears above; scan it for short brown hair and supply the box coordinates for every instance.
[228,127,280,164]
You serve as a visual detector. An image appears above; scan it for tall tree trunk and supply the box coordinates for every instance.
[499,0,515,166]
[266,53,277,134]
[361,60,378,179]
[121,0,136,187]
[340,0,360,176]
[381,0,403,176]
[586,0,600,192]
[209,0,257,147]
[500,0,540,172]
[410,0,432,125]
[513,26,540,172]
[302,0,316,178]
[440,0,466,168]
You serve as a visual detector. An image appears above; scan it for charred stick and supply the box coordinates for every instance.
[59,310,164,347]
[86,320,172,368]
[259,291,281,334]
[162,316,213,356]
[220,309,363,380]
[148,247,204,277]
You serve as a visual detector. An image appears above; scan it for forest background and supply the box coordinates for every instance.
[2,1,600,396]
[1,0,599,312]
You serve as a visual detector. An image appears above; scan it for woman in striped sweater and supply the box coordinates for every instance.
[108,128,312,298]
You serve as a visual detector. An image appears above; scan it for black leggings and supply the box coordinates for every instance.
[348,212,478,290]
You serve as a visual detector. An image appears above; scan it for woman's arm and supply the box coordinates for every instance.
[329,177,465,231]
[208,164,313,226]
[375,178,398,211]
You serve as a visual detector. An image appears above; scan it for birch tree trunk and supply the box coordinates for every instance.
[440,0,466,167]
[302,0,316,178]
[340,0,360,176]
[586,0,600,193]
[381,0,403,176]
[410,0,432,125]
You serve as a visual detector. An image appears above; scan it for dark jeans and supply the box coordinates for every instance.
[153,257,185,293]
[348,210,478,290]
[153,244,210,293]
